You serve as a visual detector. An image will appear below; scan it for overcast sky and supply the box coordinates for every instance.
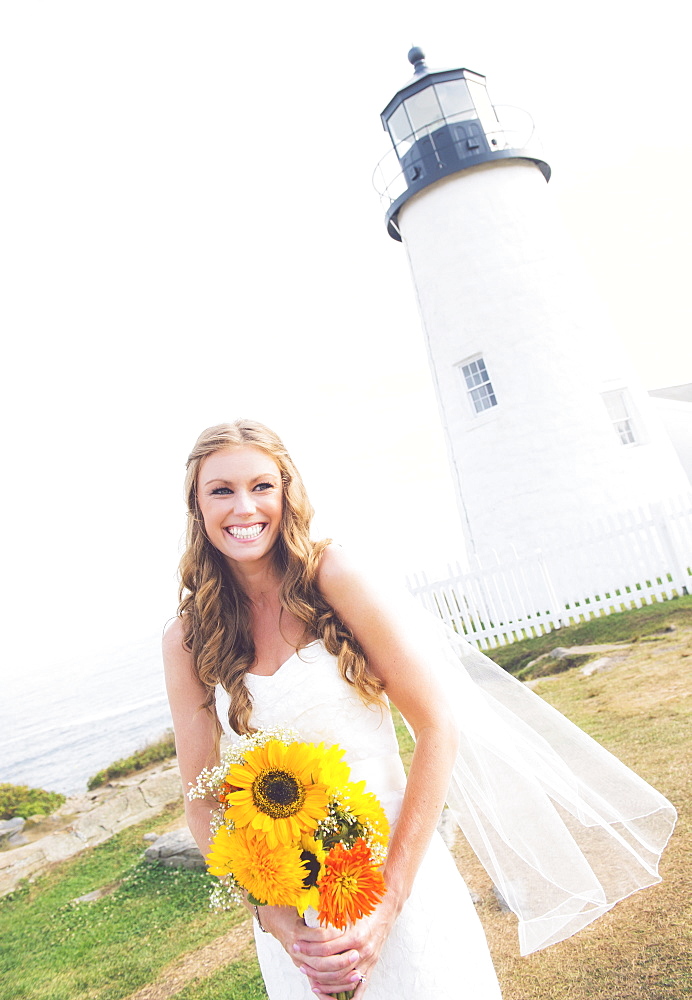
[2,1,691,682]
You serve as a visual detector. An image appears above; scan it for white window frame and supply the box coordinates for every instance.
[458,355,497,415]
[602,389,638,446]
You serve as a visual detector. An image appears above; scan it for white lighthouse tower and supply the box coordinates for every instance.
[375,48,690,562]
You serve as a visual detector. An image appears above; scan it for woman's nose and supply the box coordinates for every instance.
[233,490,256,515]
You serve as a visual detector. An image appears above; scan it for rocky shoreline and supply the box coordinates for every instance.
[0,758,184,897]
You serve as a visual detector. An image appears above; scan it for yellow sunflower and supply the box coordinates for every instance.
[225,739,329,848]
[206,824,306,906]
[338,781,390,848]
[295,831,328,916]
[312,741,351,787]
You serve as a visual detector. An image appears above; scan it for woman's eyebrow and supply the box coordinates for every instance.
[202,474,279,487]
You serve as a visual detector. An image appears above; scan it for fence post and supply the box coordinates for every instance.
[536,548,565,628]
[651,501,690,596]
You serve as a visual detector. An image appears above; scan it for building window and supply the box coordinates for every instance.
[460,356,497,414]
[602,390,637,445]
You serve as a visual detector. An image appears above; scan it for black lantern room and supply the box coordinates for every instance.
[375,48,551,240]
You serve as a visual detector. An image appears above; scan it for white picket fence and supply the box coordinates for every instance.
[407,493,692,649]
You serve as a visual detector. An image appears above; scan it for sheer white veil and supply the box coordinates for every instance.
[401,595,676,955]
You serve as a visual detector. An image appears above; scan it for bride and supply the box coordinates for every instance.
[163,419,675,1000]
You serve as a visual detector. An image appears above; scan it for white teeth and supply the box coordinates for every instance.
[227,524,264,539]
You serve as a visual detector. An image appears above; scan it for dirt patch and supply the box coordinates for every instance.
[124,919,254,1000]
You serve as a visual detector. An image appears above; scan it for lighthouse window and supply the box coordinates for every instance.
[435,81,475,123]
[460,357,497,414]
[387,103,415,153]
[405,88,445,138]
[602,390,637,445]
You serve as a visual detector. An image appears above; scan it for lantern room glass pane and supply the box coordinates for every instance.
[467,79,500,135]
[386,102,414,154]
[404,87,445,138]
[434,81,475,122]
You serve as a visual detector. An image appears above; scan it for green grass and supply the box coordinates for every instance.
[87,730,177,790]
[391,707,415,772]
[174,954,267,999]
[0,804,245,1000]
[3,611,690,1000]
[0,783,66,821]
[489,592,692,675]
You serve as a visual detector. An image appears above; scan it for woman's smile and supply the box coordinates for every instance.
[225,523,266,540]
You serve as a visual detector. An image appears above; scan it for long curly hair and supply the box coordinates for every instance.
[178,420,384,735]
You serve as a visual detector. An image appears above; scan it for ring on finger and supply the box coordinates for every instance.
[354,970,367,984]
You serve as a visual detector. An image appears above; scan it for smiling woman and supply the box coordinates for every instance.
[163,419,675,1000]
[164,418,503,999]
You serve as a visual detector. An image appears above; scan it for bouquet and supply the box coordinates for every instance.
[189,726,389,992]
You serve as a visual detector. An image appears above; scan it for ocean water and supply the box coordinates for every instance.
[0,634,173,796]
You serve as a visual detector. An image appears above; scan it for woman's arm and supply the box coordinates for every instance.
[294,546,460,998]
[162,617,221,853]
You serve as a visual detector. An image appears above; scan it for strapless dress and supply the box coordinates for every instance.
[215,640,503,1000]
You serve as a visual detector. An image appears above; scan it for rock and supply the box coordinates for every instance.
[7,833,28,847]
[492,885,512,913]
[0,818,25,846]
[549,647,571,659]
[436,809,458,849]
[0,760,184,897]
[142,832,159,842]
[25,815,47,827]
[144,828,206,870]
[72,884,120,904]
[581,656,613,677]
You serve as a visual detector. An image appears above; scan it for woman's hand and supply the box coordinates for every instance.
[292,893,401,998]
[256,905,360,990]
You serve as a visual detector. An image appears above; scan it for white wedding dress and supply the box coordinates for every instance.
[215,640,504,1000]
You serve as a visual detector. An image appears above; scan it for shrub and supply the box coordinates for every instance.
[87,730,176,790]
[0,784,66,821]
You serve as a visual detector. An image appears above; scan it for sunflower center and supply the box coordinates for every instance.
[253,768,306,819]
[300,850,321,888]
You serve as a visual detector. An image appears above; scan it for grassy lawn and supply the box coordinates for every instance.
[453,607,692,999]
[3,596,690,999]
[0,804,250,1000]
[490,592,692,674]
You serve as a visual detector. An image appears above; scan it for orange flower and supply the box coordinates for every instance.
[317,838,386,929]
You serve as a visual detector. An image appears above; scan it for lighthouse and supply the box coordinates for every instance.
[375,48,690,562]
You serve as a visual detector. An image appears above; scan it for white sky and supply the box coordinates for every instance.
[2,1,691,681]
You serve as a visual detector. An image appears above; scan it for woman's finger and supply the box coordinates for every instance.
[293,943,360,970]
[299,956,360,982]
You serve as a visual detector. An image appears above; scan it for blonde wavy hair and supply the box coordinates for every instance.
[178,420,384,734]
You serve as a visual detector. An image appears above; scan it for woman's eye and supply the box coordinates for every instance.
[210,487,233,495]
[253,482,275,492]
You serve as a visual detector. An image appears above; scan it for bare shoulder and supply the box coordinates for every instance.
[316,544,383,607]
[315,546,446,727]
[316,543,361,591]
[316,544,406,636]
[162,616,196,680]
[162,615,186,655]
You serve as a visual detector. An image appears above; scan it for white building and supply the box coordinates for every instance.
[649,385,692,485]
[375,49,690,565]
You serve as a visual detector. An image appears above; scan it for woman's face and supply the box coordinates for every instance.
[197,445,283,569]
